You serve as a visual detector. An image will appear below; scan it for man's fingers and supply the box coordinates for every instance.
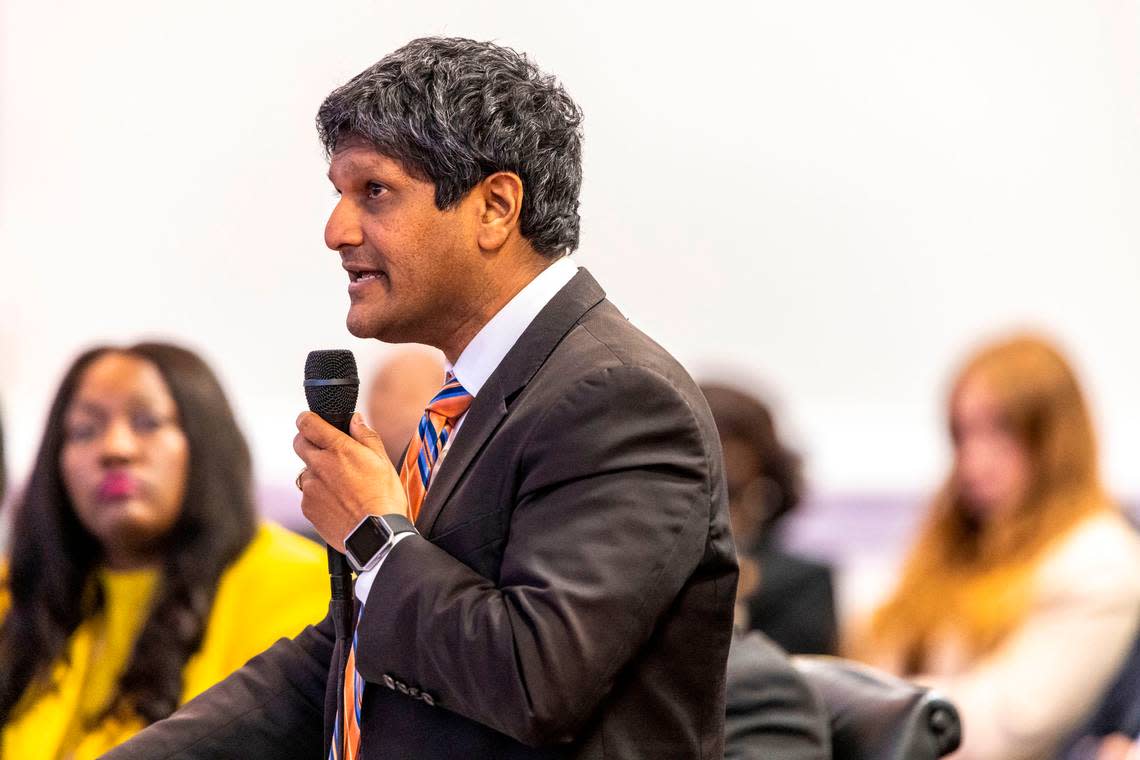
[350,413,389,460]
[296,411,347,450]
[293,431,323,464]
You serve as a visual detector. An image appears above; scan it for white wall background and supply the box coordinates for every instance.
[3,1,1139,508]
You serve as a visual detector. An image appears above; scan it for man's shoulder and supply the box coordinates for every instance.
[579,299,683,369]
[544,297,701,401]
[512,296,717,451]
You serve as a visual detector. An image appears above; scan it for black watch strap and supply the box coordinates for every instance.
[380,514,416,536]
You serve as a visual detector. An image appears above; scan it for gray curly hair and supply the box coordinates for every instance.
[316,37,584,257]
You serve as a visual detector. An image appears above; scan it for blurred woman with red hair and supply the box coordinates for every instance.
[855,334,1140,760]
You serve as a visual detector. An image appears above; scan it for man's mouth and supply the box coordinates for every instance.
[349,270,385,282]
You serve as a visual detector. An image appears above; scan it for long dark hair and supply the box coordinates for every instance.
[0,342,257,725]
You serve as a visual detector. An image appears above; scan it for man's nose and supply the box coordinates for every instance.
[325,197,365,251]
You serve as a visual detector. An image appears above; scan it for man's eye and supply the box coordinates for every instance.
[367,182,385,199]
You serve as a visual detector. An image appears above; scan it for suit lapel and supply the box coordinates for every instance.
[415,268,607,536]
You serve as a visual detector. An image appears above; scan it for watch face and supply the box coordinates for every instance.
[346,518,387,564]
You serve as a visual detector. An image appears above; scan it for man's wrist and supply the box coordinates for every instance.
[344,513,417,573]
[354,531,414,604]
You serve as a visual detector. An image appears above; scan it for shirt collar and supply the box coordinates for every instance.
[450,256,578,398]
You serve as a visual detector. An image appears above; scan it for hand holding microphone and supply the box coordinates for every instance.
[297,350,409,552]
[302,348,411,734]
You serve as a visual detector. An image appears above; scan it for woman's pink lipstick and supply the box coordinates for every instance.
[98,472,138,500]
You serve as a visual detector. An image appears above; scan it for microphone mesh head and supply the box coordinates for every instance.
[304,349,359,416]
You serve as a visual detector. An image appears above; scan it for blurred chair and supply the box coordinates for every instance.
[791,656,962,760]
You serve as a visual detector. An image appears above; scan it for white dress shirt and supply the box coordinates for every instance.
[354,256,578,604]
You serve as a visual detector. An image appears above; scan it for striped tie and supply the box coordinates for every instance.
[399,373,474,523]
[330,373,473,760]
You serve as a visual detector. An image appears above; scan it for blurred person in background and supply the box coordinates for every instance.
[854,334,1140,760]
[0,342,329,759]
[364,347,445,464]
[0,409,6,505]
[724,551,831,760]
[702,383,838,655]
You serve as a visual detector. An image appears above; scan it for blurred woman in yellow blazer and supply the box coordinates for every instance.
[0,343,329,759]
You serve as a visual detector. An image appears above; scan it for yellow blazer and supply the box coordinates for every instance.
[1,522,329,760]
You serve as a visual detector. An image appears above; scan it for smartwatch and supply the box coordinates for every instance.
[344,514,418,573]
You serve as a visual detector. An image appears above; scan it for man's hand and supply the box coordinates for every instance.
[294,412,409,551]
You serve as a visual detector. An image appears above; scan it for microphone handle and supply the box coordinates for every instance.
[327,550,352,749]
[316,409,357,664]
[328,547,353,642]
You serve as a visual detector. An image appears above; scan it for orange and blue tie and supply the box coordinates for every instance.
[330,373,473,760]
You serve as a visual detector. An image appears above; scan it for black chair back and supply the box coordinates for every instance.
[792,656,962,760]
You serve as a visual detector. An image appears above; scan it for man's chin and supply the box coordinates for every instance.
[346,309,409,343]
[345,304,386,339]
[345,314,373,339]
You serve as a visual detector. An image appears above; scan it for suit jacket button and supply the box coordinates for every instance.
[383,675,396,690]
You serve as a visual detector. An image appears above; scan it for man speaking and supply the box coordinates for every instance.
[105,37,737,759]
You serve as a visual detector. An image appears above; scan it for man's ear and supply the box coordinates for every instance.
[475,171,524,251]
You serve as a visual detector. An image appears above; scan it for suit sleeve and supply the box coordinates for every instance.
[101,612,335,760]
[355,364,714,746]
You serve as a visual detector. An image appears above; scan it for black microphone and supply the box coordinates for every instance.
[303,349,359,666]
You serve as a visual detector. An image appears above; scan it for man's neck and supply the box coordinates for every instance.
[438,258,553,363]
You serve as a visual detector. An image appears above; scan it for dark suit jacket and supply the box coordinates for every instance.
[103,269,738,759]
[747,541,838,656]
[724,632,830,760]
